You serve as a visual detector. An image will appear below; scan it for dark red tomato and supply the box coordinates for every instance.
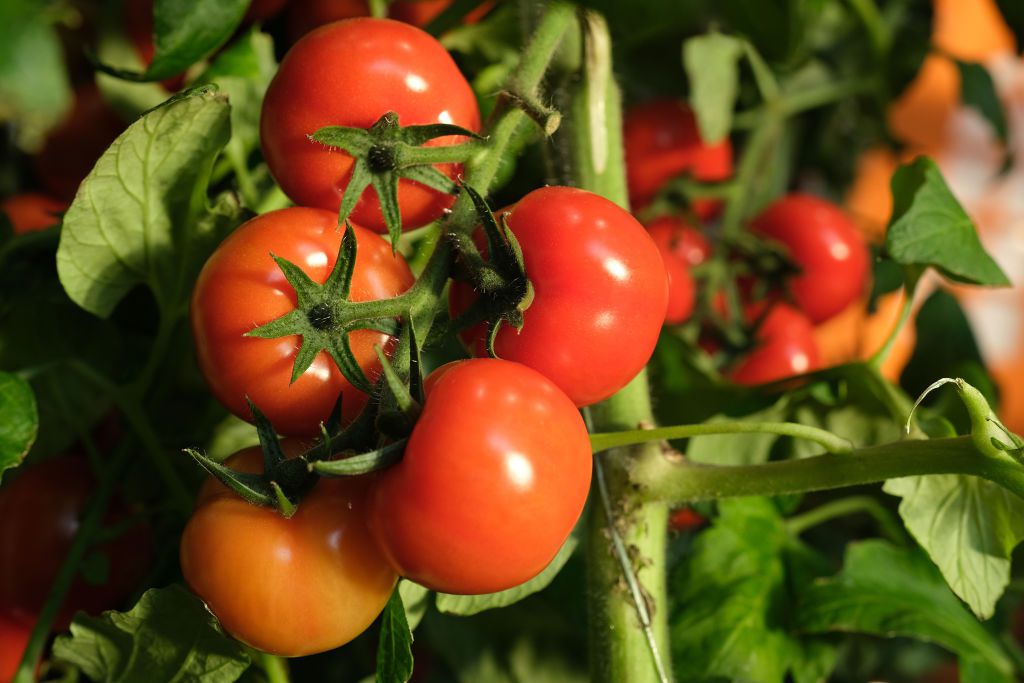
[623,100,733,218]
[646,215,711,325]
[0,457,153,629]
[389,0,493,26]
[122,0,187,91]
[730,304,821,385]
[260,18,480,233]
[751,194,870,324]
[0,613,31,683]
[181,445,396,656]
[369,359,592,594]
[32,84,125,201]
[191,207,414,436]
[1,194,66,234]
[284,0,368,41]
[244,0,287,22]
[669,507,705,532]
[449,186,669,407]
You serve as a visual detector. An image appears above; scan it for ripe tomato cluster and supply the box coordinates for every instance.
[624,100,873,386]
[183,16,663,657]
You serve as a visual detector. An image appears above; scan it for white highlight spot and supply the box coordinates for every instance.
[405,74,428,93]
[604,257,629,281]
[829,241,851,261]
[505,452,534,490]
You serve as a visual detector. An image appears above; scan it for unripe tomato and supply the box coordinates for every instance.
[623,100,733,217]
[368,359,592,594]
[646,215,711,325]
[181,445,396,656]
[1,194,66,234]
[191,207,414,436]
[0,457,153,629]
[449,186,669,407]
[260,18,480,232]
[730,304,821,385]
[32,84,125,201]
[751,194,870,324]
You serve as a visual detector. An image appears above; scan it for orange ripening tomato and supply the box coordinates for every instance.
[368,359,592,594]
[181,445,396,656]
[260,18,480,232]
[623,100,733,218]
[190,207,414,436]
[0,457,153,629]
[1,194,67,235]
[814,291,917,383]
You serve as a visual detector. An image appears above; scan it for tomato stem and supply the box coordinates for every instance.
[785,494,908,544]
[590,420,854,455]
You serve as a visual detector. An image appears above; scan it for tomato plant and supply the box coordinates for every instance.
[368,358,592,594]
[260,17,481,232]
[181,445,396,656]
[191,206,414,436]
[449,186,669,407]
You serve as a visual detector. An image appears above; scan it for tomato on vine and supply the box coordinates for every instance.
[729,303,821,385]
[751,194,870,324]
[368,358,592,594]
[647,215,711,325]
[191,207,414,436]
[260,18,480,233]
[0,457,153,629]
[180,444,396,657]
[623,99,733,217]
[449,186,669,407]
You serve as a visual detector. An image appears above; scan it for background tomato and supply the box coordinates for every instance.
[369,359,592,594]
[260,18,480,233]
[0,613,31,683]
[181,445,396,656]
[0,457,153,629]
[191,207,414,436]
[1,194,66,235]
[646,215,711,325]
[449,186,669,407]
[730,303,822,385]
[623,99,733,218]
[751,193,870,324]
[32,84,125,201]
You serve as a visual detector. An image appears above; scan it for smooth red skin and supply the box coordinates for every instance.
[449,186,669,407]
[181,446,396,656]
[369,359,592,594]
[260,18,480,233]
[646,215,711,325]
[0,614,31,683]
[751,194,870,324]
[669,507,705,532]
[191,207,414,436]
[32,85,125,201]
[1,194,67,234]
[729,304,822,386]
[0,457,153,629]
[623,100,733,218]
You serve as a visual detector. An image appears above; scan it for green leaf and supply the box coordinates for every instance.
[56,88,237,318]
[377,587,414,683]
[0,372,37,478]
[885,157,1009,286]
[0,0,72,150]
[683,32,743,144]
[435,526,580,616]
[52,585,251,682]
[671,498,834,683]
[798,541,1012,676]
[883,474,1024,619]
[957,61,1008,142]
[398,580,430,632]
[145,0,249,81]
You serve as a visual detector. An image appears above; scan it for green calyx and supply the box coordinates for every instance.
[311,111,484,248]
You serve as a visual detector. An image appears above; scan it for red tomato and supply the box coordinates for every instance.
[181,445,396,656]
[191,207,414,436]
[32,84,125,201]
[0,614,31,683]
[260,18,480,233]
[751,194,870,324]
[1,194,67,235]
[389,0,493,26]
[244,0,287,22]
[729,304,821,385]
[368,359,592,594]
[285,0,368,41]
[623,100,733,218]
[646,215,711,325]
[449,186,669,407]
[669,507,705,532]
[0,457,153,629]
